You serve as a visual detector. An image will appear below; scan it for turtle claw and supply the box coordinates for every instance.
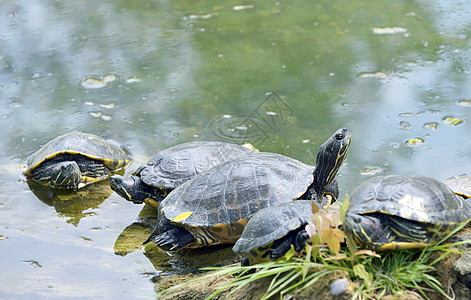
[146,227,195,251]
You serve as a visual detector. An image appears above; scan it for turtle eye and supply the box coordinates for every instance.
[335,133,344,140]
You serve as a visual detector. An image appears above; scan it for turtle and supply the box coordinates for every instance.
[232,200,315,266]
[109,141,257,207]
[144,128,351,251]
[343,174,471,251]
[24,132,131,189]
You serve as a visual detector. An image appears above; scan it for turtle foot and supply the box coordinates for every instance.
[147,227,194,251]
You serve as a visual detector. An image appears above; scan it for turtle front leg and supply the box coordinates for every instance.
[147,227,195,251]
[269,229,310,261]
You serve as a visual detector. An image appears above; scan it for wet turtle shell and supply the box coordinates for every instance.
[233,200,314,265]
[343,175,471,250]
[24,132,131,189]
[109,141,257,206]
[145,128,351,250]
[136,141,256,189]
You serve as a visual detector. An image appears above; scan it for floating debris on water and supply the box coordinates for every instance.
[126,76,140,83]
[81,74,117,89]
[357,71,388,79]
[405,137,424,147]
[359,167,383,176]
[233,5,254,11]
[89,111,102,118]
[0,235,7,240]
[399,111,423,117]
[423,122,438,130]
[442,116,463,126]
[399,121,412,130]
[99,103,115,109]
[101,114,112,121]
[22,260,42,268]
[186,13,215,20]
[84,101,95,106]
[457,100,471,107]
[372,27,407,34]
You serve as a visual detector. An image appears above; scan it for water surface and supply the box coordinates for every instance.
[1,0,470,298]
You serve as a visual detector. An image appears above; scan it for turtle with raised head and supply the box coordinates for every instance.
[146,128,351,251]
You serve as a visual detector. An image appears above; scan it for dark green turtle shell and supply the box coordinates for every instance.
[159,152,316,245]
[135,141,256,189]
[233,200,313,260]
[444,174,471,198]
[24,132,131,176]
[344,175,471,249]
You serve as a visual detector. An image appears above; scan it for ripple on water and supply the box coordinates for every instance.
[204,115,269,145]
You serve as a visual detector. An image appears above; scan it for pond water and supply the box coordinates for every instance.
[1,0,470,298]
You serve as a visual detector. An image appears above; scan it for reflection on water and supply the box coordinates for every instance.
[27,180,114,226]
[1,0,471,298]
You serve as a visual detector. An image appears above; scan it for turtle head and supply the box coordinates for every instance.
[110,175,166,206]
[343,213,384,248]
[110,175,142,203]
[49,161,82,189]
[313,128,351,199]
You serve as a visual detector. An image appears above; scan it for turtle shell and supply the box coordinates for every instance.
[159,152,315,245]
[25,132,131,176]
[444,174,471,198]
[344,175,471,249]
[233,200,313,256]
[347,175,471,224]
[136,141,256,189]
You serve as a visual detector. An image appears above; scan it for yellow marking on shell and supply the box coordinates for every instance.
[173,211,192,222]
[144,198,159,208]
[397,195,430,222]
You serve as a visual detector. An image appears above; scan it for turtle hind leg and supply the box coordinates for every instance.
[149,227,195,251]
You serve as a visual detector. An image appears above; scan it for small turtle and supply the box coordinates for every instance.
[109,141,257,207]
[232,200,314,265]
[343,174,471,250]
[145,128,351,251]
[24,132,131,189]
